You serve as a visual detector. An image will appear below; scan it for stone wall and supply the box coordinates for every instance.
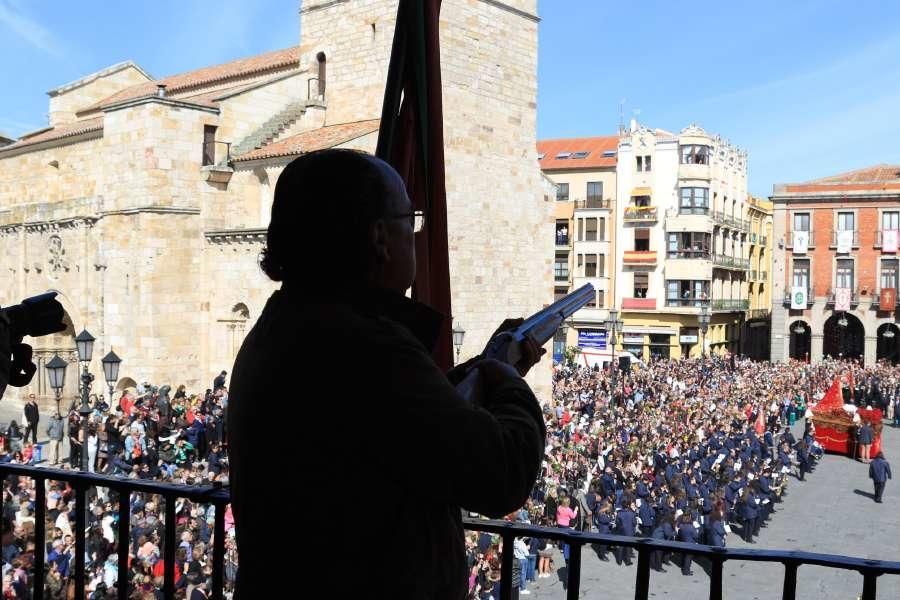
[49,66,151,127]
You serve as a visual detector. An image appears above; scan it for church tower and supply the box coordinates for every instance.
[299,0,553,398]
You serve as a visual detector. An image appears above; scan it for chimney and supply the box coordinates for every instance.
[156,84,167,98]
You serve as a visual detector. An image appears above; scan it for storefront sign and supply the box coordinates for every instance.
[622,333,644,345]
[577,329,607,350]
[679,335,698,344]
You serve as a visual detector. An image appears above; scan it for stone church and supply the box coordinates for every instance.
[0,0,552,407]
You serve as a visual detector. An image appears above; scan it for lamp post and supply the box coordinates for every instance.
[101,350,122,406]
[45,354,68,417]
[607,309,623,400]
[74,329,95,471]
[452,322,465,366]
[699,304,711,359]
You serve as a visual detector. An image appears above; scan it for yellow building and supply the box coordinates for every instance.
[742,196,774,359]
[538,136,619,362]
[614,122,751,360]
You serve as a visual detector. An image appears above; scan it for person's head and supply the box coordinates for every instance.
[262,149,417,293]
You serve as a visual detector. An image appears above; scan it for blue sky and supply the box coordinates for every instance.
[2,1,899,196]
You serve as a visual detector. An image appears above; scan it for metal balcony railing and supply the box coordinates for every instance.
[831,230,859,249]
[665,297,710,308]
[786,230,815,250]
[711,299,749,311]
[463,518,900,600]
[554,268,569,282]
[667,249,711,260]
[826,288,859,307]
[712,254,750,270]
[782,291,812,307]
[873,289,900,307]
[624,206,658,222]
[201,140,232,166]
[555,234,569,246]
[0,463,230,600]
[574,198,611,209]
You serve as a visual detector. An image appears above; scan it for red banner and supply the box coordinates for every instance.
[880,287,896,311]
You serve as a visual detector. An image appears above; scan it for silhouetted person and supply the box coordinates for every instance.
[869,452,892,503]
[228,149,546,599]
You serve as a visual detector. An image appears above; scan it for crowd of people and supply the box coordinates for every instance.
[1,374,235,599]
[466,355,899,599]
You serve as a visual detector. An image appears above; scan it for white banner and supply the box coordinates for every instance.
[834,287,852,312]
[793,230,808,254]
[791,286,807,309]
[883,229,898,253]
[837,230,854,253]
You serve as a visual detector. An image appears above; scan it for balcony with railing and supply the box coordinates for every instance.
[0,463,230,600]
[623,249,658,266]
[873,230,900,248]
[712,254,750,270]
[622,297,657,309]
[825,288,860,307]
[555,233,570,247]
[623,205,658,223]
[665,297,710,308]
[711,298,749,311]
[554,266,570,282]
[463,518,900,600]
[574,197,611,210]
[666,248,711,260]
[782,290,813,307]
[831,230,860,249]
[786,230,815,250]
[711,211,750,231]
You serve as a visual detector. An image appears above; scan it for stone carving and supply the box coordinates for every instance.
[48,235,69,274]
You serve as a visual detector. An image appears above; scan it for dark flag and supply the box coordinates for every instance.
[376,0,452,370]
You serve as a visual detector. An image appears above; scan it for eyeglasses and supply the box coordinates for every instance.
[387,210,425,233]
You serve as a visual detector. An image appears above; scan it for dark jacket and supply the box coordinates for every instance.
[857,425,874,445]
[708,520,726,547]
[228,287,546,600]
[24,401,39,425]
[870,457,892,483]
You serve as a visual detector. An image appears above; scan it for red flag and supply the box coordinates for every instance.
[377,0,452,370]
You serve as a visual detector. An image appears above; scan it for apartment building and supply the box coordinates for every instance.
[771,165,900,364]
[743,196,774,359]
[614,122,750,360]
[538,136,618,363]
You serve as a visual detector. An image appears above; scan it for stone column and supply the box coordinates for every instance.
[865,336,877,366]
[811,333,824,362]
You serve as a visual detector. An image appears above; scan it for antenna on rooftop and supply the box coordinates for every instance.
[618,99,625,135]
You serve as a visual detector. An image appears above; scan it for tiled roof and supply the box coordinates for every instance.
[782,164,900,194]
[0,117,103,154]
[80,46,300,114]
[806,164,900,184]
[537,136,619,170]
[233,119,381,162]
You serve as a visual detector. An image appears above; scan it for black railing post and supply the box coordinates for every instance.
[567,541,582,600]
[634,545,651,600]
[861,571,878,600]
[117,489,131,600]
[781,561,798,600]
[500,529,514,600]
[75,484,87,600]
[34,477,46,600]
[212,499,226,600]
[708,556,723,600]
[164,494,177,600]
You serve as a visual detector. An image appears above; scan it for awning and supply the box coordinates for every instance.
[631,186,652,196]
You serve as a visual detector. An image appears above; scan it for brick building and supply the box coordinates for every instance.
[770,165,900,363]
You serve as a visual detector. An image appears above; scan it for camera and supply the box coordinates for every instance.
[1,292,66,341]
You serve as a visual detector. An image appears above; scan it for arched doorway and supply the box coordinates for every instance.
[789,320,811,361]
[823,313,865,362]
[876,323,900,364]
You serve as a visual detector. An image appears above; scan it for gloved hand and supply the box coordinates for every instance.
[0,310,9,399]
[0,308,37,398]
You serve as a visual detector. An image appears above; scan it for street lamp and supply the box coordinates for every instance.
[699,304,711,358]
[793,323,806,335]
[884,328,896,339]
[607,309,623,401]
[838,313,848,328]
[101,349,122,404]
[74,329,95,471]
[452,322,465,365]
[45,354,67,417]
